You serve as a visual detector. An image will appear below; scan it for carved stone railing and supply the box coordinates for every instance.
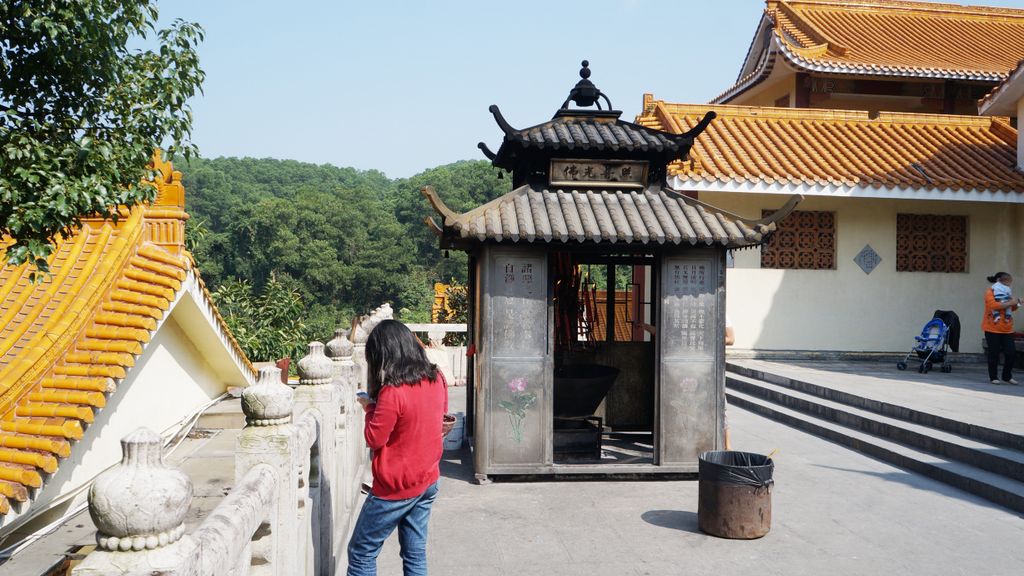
[73,320,374,576]
[404,323,468,386]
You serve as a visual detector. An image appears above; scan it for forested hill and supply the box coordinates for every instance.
[178,156,508,358]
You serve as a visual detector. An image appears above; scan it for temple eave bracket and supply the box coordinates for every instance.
[420,186,460,226]
[489,104,519,137]
[753,193,803,226]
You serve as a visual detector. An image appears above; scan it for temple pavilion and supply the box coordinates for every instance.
[424,62,799,478]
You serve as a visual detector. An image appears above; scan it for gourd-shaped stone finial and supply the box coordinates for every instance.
[89,428,192,551]
[352,303,395,344]
[242,367,294,426]
[297,341,333,385]
[325,328,354,361]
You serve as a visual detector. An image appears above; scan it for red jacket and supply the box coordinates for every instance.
[363,375,447,500]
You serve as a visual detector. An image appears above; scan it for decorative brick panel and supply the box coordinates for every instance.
[760,210,835,270]
[896,214,967,273]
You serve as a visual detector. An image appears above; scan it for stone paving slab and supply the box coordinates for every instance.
[375,399,1024,575]
[731,359,1024,437]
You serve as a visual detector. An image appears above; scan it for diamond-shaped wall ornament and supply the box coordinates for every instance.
[854,244,882,275]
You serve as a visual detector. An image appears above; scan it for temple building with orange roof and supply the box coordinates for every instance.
[717,0,1024,111]
[637,0,1024,353]
[0,154,256,540]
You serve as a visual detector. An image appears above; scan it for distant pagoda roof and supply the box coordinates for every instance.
[480,61,715,174]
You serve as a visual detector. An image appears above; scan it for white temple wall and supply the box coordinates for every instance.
[700,192,1019,353]
[0,312,232,536]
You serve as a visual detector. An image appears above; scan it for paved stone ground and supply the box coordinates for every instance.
[8,364,1024,575]
[373,383,1024,576]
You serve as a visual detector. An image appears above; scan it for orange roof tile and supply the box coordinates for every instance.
[638,96,1024,196]
[717,0,1024,103]
[0,153,254,515]
[979,58,1024,116]
[591,291,636,342]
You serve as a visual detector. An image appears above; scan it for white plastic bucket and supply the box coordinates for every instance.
[443,412,465,451]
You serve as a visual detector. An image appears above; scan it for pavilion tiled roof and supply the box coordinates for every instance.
[637,96,1024,196]
[0,155,253,514]
[422,184,800,248]
[480,104,716,174]
[715,0,1024,103]
[500,112,679,153]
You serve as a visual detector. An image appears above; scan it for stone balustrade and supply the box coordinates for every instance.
[73,322,374,576]
[404,323,468,386]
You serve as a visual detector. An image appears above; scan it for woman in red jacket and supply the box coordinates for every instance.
[348,320,447,576]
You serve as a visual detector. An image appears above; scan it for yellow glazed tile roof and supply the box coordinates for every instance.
[0,154,254,514]
[772,1,1024,78]
[716,0,1024,102]
[638,96,1024,194]
[978,58,1024,116]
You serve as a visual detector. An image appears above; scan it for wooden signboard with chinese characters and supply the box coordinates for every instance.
[550,159,647,188]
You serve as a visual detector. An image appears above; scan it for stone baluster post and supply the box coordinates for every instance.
[350,324,369,392]
[294,341,339,576]
[238,367,298,576]
[325,328,358,527]
[73,428,196,575]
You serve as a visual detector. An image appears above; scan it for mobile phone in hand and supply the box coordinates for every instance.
[356,391,372,403]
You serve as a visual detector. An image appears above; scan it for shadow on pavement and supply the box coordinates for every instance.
[640,510,702,534]
[440,448,476,484]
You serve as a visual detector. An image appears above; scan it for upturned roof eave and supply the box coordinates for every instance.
[979,59,1024,117]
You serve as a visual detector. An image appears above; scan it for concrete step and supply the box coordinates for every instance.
[727,361,1024,452]
[727,372,1024,483]
[726,387,1024,514]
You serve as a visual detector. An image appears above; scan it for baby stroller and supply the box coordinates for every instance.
[897,318,951,373]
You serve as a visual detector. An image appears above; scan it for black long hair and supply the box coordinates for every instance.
[987,272,1012,283]
[365,319,438,399]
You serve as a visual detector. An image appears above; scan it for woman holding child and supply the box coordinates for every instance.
[982,272,1022,385]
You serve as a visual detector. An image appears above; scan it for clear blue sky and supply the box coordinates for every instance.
[156,0,1024,178]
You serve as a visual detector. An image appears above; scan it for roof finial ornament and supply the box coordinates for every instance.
[561,59,613,112]
[580,59,591,79]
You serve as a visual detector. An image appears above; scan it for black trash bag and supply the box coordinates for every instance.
[699,450,774,489]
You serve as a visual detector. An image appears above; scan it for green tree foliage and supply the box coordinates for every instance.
[179,157,508,349]
[0,1,204,276]
[212,276,306,363]
[392,160,510,283]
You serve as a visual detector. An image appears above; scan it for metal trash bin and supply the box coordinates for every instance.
[698,451,774,539]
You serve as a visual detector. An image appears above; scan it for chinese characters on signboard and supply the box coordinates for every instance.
[492,256,546,358]
[502,262,534,287]
[665,261,712,355]
[550,159,647,187]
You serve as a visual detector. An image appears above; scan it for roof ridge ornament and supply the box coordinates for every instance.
[560,60,613,112]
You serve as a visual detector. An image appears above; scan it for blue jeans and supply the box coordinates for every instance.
[347,481,439,576]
